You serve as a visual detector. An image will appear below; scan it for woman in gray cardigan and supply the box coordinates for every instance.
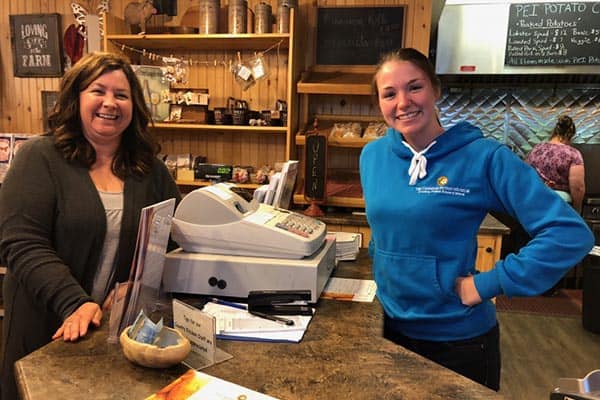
[0,52,181,399]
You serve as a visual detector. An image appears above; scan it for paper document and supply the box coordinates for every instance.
[202,301,313,343]
[321,277,377,302]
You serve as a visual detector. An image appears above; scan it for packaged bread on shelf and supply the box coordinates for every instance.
[363,122,387,139]
[329,122,362,139]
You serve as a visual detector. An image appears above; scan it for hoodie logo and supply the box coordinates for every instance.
[437,176,448,186]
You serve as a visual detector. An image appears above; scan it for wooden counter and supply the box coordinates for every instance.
[15,251,506,400]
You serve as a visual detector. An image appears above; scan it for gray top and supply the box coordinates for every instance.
[91,191,123,304]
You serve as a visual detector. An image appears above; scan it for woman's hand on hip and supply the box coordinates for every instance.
[455,275,482,306]
[52,302,103,342]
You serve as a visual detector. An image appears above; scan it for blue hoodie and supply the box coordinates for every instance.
[360,121,594,341]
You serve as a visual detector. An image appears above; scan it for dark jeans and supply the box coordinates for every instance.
[384,315,501,391]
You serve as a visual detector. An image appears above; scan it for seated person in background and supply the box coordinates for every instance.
[526,115,585,212]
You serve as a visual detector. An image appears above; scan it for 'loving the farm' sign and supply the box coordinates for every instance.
[10,14,64,77]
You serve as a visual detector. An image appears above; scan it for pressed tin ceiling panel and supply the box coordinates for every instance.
[438,86,600,158]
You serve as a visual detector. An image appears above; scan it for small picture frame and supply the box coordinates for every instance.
[9,14,64,77]
[132,65,171,122]
[41,91,59,132]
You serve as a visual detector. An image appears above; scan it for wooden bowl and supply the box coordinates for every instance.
[120,325,191,368]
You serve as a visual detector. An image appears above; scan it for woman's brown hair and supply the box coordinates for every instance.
[372,48,441,100]
[48,51,159,178]
[551,115,576,143]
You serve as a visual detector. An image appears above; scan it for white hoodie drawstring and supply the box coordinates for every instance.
[402,140,437,185]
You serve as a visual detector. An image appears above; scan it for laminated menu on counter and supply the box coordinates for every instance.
[145,369,280,400]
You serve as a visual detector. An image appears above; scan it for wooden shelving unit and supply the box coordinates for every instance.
[103,10,302,186]
[294,70,380,209]
[297,71,373,95]
[175,180,259,190]
[105,33,290,51]
[153,122,286,135]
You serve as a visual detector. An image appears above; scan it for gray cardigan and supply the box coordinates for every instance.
[0,135,181,399]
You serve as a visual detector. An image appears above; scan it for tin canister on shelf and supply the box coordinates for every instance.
[228,0,247,34]
[254,2,272,33]
[199,0,220,34]
[276,0,297,33]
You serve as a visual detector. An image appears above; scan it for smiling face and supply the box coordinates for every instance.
[375,59,443,150]
[79,69,133,149]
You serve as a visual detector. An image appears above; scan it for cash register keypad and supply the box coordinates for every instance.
[275,213,323,238]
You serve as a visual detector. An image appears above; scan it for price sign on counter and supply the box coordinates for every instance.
[505,2,600,66]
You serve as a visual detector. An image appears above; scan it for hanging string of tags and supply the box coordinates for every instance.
[232,51,269,91]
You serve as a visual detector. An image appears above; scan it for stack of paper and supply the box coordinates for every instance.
[327,231,361,261]
[201,301,313,343]
[252,160,299,209]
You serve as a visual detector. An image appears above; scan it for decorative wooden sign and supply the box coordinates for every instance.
[9,14,64,77]
[304,134,327,201]
[41,91,59,132]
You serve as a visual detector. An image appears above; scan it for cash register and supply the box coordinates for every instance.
[162,183,336,303]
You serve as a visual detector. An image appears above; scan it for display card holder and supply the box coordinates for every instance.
[172,299,232,370]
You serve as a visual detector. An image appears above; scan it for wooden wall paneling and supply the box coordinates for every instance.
[411,0,432,54]
[0,0,6,130]
[240,133,255,167]
[192,131,208,160]
[225,129,240,164]
[0,0,75,133]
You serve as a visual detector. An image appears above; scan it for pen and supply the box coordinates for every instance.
[249,311,295,326]
[209,297,248,311]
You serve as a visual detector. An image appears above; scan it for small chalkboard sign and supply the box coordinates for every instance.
[304,134,327,201]
[505,2,600,66]
[9,14,64,77]
[316,7,405,66]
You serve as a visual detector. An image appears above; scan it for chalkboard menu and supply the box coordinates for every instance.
[304,134,327,201]
[316,7,405,66]
[505,2,600,66]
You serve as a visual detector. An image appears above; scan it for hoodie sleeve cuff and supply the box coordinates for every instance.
[473,269,503,300]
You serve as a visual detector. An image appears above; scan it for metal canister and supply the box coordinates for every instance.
[276,0,296,33]
[199,0,220,34]
[254,2,272,34]
[228,0,247,34]
[276,4,290,33]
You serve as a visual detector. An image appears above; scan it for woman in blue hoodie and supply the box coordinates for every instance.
[359,48,593,391]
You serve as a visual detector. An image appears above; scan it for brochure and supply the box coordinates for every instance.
[145,369,280,400]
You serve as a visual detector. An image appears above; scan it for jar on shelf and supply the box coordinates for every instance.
[228,0,248,34]
[199,0,220,34]
[276,0,297,33]
[254,2,272,34]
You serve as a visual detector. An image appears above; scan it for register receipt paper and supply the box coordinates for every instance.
[145,369,279,400]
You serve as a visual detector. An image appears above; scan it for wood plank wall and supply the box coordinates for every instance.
[0,0,430,170]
